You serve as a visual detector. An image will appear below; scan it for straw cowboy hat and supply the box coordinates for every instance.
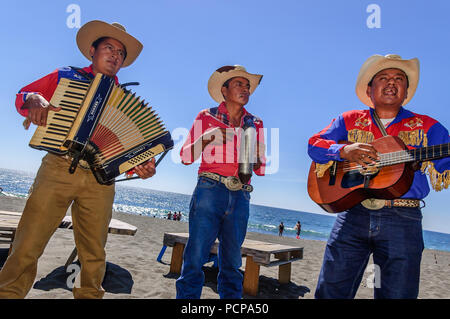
[76,20,143,68]
[355,54,420,108]
[208,65,263,103]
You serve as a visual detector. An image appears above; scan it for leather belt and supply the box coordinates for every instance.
[199,172,253,192]
[361,198,422,210]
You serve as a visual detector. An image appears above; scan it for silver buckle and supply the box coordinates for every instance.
[361,198,385,210]
[199,173,253,192]
[223,176,243,191]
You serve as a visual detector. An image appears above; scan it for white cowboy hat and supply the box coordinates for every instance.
[208,65,263,103]
[355,54,420,107]
[76,20,143,68]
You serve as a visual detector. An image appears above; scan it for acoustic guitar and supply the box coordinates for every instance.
[307,135,449,213]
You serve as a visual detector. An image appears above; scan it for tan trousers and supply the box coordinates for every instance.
[0,153,115,298]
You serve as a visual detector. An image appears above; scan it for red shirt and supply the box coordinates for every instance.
[180,102,266,178]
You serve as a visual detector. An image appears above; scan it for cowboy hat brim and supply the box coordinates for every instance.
[208,66,263,103]
[76,20,143,68]
[355,54,420,108]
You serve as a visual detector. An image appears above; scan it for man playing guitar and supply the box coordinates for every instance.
[308,54,450,299]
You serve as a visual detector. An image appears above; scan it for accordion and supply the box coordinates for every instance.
[29,72,174,185]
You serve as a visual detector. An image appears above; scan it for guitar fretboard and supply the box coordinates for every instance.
[378,142,450,167]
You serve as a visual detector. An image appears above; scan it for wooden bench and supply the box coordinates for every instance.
[162,232,304,296]
[0,211,22,255]
[0,210,137,268]
[60,215,137,268]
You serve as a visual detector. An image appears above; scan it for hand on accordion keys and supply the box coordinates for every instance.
[22,94,62,129]
[126,158,156,180]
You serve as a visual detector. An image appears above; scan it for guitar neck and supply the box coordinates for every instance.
[379,142,450,167]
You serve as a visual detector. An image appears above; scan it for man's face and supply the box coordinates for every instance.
[221,77,250,106]
[366,68,408,108]
[89,37,126,77]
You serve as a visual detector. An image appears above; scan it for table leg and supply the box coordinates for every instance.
[243,256,260,296]
[275,252,292,284]
[169,243,185,274]
[278,263,292,284]
[157,245,167,262]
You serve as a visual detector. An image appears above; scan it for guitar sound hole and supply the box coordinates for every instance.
[341,170,379,188]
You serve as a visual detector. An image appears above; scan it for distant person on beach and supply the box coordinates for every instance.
[177,211,182,221]
[295,221,301,239]
[176,65,266,299]
[0,20,156,299]
[308,54,450,299]
[278,222,284,236]
[167,211,172,220]
[173,212,178,221]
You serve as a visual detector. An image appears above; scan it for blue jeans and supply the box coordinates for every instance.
[315,204,424,299]
[176,177,250,299]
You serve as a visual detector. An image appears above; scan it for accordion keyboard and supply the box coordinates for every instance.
[28,73,174,184]
[29,78,90,153]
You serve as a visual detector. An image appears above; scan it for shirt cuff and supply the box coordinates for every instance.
[327,144,346,161]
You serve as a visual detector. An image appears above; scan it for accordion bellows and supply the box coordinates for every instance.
[29,73,174,184]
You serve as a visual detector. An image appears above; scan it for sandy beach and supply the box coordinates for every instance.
[0,195,449,299]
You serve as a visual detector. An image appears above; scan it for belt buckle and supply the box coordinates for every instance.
[224,176,242,191]
[361,198,385,210]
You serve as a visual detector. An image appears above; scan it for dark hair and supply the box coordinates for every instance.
[91,37,127,60]
[222,78,233,88]
[91,37,108,49]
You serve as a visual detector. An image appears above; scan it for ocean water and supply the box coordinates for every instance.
[1,167,449,252]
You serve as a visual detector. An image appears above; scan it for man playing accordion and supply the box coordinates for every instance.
[0,20,156,299]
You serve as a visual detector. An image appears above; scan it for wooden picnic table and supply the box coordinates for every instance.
[0,210,137,268]
[162,232,304,296]
[0,211,22,250]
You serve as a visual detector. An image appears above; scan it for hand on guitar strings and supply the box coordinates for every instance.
[22,94,61,128]
[340,143,380,168]
[133,158,156,179]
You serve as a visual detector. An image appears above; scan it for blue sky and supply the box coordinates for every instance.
[0,0,449,233]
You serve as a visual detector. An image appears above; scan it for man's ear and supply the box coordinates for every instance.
[366,85,372,98]
[221,86,227,99]
[89,46,96,59]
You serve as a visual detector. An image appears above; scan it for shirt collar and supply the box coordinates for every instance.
[369,106,414,128]
[217,101,249,117]
[83,64,119,85]
[217,102,251,127]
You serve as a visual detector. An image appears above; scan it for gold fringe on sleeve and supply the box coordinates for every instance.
[347,129,374,144]
[398,130,428,147]
[421,161,450,191]
[315,161,334,178]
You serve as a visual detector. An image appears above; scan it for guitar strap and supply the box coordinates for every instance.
[372,110,388,137]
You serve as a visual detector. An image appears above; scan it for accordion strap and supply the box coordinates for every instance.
[69,66,94,81]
